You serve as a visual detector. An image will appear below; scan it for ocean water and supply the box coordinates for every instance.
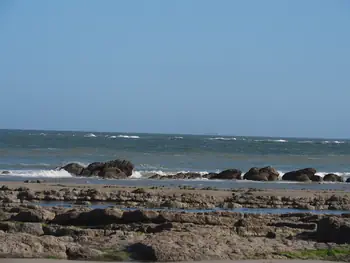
[1,129,350,182]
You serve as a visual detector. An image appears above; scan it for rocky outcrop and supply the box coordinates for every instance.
[61,159,134,179]
[282,168,317,182]
[243,166,279,181]
[208,169,242,180]
[323,173,343,182]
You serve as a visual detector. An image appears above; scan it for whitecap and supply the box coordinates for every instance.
[84,133,97,138]
[117,135,140,139]
[208,137,237,141]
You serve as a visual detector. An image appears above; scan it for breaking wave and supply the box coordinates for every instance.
[117,135,140,139]
[208,137,237,141]
[84,133,97,138]
[1,169,73,178]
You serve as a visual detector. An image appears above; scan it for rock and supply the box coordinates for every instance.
[1,171,10,175]
[11,208,55,223]
[66,246,102,260]
[209,169,242,180]
[0,222,44,236]
[61,163,85,176]
[282,168,316,182]
[317,216,350,243]
[310,175,323,182]
[52,208,123,226]
[0,233,67,259]
[98,167,128,179]
[243,166,279,181]
[323,173,343,182]
[104,159,134,177]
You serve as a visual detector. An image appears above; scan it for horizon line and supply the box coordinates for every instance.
[0,128,348,141]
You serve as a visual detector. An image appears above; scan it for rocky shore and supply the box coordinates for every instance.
[0,182,349,261]
[58,159,347,183]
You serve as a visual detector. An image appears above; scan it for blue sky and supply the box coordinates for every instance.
[0,0,349,138]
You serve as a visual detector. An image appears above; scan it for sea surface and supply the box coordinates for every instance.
[1,129,350,186]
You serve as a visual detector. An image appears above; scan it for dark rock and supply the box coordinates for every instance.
[99,167,128,179]
[61,163,85,176]
[323,173,343,182]
[317,216,350,244]
[243,166,279,181]
[104,159,134,177]
[87,162,105,173]
[310,175,323,182]
[11,208,55,223]
[52,208,123,226]
[266,231,276,239]
[1,171,10,175]
[128,243,156,261]
[209,169,242,180]
[282,168,316,182]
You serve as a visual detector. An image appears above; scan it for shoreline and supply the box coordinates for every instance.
[0,181,349,261]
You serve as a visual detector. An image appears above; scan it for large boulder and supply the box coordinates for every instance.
[61,163,85,176]
[323,173,343,182]
[282,168,316,182]
[317,216,350,244]
[243,166,279,181]
[209,169,242,180]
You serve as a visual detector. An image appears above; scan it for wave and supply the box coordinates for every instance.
[117,135,140,139]
[208,137,236,141]
[322,140,345,144]
[255,139,288,143]
[1,169,73,178]
[84,133,97,138]
[169,136,184,140]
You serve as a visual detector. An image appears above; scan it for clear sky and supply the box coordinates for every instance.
[0,0,349,138]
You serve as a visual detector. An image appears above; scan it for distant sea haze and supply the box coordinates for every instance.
[0,129,349,180]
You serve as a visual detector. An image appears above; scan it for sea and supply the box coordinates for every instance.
[1,129,350,190]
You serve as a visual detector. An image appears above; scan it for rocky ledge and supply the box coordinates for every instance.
[59,160,346,182]
[1,183,350,211]
[0,203,349,261]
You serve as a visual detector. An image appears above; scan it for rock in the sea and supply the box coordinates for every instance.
[104,159,134,177]
[243,166,279,181]
[61,163,85,176]
[323,173,343,182]
[317,216,350,244]
[61,159,134,178]
[209,169,242,180]
[282,168,316,182]
[1,171,10,175]
[98,167,128,179]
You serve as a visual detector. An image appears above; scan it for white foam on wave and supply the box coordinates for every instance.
[2,170,73,178]
[297,140,314,144]
[209,137,236,141]
[322,140,345,144]
[117,135,140,139]
[255,139,288,143]
[84,133,97,138]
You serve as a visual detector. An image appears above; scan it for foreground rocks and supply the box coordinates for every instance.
[0,202,349,261]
